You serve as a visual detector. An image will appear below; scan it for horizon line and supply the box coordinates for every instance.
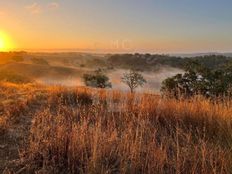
[1,48,232,55]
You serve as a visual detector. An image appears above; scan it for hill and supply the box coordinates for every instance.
[0,83,232,173]
[0,62,84,78]
[1,52,231,73]
[107,54,232,71]
[0,52,231,92]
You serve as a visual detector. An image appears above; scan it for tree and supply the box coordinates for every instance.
[121,70,146,93]
[83,70,112,88]
[161,60,232,98]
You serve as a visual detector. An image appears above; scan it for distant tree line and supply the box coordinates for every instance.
[83,55,232,98]
[108,54,231,71]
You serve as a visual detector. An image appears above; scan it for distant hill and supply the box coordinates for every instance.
[107,54,232,71]
[0,62,87,79]
[223,53,232,57]
[1,52,232,77]
[24,52,107,68]
[172,52,232,58]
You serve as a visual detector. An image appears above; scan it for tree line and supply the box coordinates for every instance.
[83,58,232,98]
[108,54,231,71]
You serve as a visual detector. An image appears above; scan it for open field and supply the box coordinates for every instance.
[1,0,232,173]
[1,82,232,173]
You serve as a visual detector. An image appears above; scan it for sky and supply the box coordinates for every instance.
[0,0,232,53]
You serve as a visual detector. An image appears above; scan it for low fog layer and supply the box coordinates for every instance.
[108,67,183,93]
[37,77,85,87]
[37,67,183,93]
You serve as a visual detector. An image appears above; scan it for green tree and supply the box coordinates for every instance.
[161,60,232,98]
[83,70,112,88]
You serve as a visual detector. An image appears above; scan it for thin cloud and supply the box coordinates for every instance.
[48,2,59,10]
[25,3,42,14]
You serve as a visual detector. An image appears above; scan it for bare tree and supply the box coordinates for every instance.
[121,70,146,93]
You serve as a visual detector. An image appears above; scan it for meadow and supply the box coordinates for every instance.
[1,82,232,173]
[1,0,232,173]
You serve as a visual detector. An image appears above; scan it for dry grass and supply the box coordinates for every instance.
[1,83,232,173]
[3,87,228,174]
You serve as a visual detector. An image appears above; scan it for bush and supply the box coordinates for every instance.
[49,89,93,107]
[83,70,112,88]
[77,92,93,105]
[161,60,232,98]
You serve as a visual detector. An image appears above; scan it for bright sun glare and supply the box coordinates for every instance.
[0,31,14,51]
[0,38,5,50]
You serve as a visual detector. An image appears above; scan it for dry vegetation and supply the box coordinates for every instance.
[1,83,232,173]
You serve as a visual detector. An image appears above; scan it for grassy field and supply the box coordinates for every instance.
[0,82,232,173]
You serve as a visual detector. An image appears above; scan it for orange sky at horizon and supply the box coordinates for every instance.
[1,1,232,54]
[0,29,227,54]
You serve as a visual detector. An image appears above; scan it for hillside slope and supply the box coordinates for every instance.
[0,83,232,173]
[0,62,87,78]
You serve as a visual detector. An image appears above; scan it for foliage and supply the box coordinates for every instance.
[161,60,232,98]
[83,70,112,88]
[108,54,231,71]
[191,55,231,69]
[121,70,146,93]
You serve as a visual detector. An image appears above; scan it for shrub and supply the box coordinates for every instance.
[49,89,93,107]
[161,60,232,98]
[83,70,112,88]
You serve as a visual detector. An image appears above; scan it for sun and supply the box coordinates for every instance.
[0,38,5,50]
[0,31,15,51]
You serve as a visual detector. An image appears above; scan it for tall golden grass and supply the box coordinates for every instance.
[13,87,231,174]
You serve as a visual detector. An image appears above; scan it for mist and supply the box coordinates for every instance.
[108,67,183,93]
[36,76,85,87]
[37,67,183,93]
